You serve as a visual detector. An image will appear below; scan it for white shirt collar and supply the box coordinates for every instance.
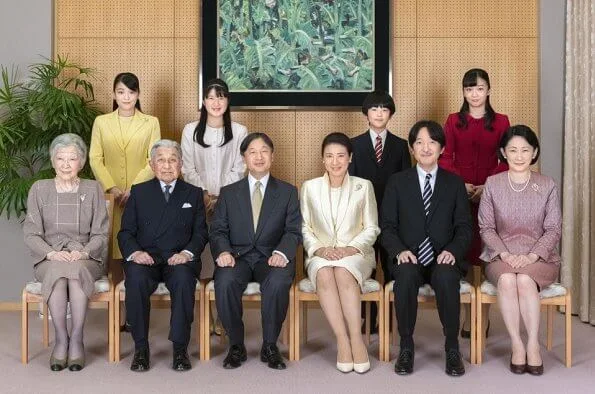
[159,179,177,193]
[369,129,388,147]
[248,173,270,195]
[416,164,438,192]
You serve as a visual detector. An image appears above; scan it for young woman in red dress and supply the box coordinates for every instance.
[439,68,510,337]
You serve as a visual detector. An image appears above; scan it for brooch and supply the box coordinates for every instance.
[80,194,86,202]
[355,184,362,191]
[531,183,539,192]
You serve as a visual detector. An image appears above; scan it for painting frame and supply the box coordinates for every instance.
[201,0,391,109]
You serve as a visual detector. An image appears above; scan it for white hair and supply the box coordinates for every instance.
[49,133,87,167]
[150,139,182,161]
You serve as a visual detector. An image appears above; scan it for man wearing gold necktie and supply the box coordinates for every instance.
[210,132,302,371]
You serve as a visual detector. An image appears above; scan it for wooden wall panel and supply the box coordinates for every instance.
[392,38,417,139]
[394,0,417,37]
[174,38,200,139]
[417,0,538,37]
[57,0,174,38]
[175,0,199,38]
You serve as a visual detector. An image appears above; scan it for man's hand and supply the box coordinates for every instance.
[397,250,417,265]
[268,253,288,267]
[168,252,191,265]
[131,251,154,265]
[217,252,235,267]
[47,251,71,262]
[437,250,455,265]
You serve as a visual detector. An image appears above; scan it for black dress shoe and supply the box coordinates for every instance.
[260,343,286,370]
[130,347,150,372]
[172,349,192,371]
[223,344,247,369]
[394,349,414,375]
[445,349,465,376]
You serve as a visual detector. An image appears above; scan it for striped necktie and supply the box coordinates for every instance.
[252,181,263,231]
[418,173,433,266]
[374,135,383,163]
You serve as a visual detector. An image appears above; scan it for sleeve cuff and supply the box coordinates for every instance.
[273,250,289,263]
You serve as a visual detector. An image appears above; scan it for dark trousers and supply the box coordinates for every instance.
[123,260,200,350]
[389,262,462,351]
[215,252,295,346]
[361,242,390,324]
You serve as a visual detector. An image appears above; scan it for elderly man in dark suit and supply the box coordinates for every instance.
[210,132,302,370]
[118,139,208,372]
[381,120,472,376]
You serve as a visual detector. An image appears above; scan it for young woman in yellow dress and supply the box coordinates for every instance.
[89,72,161,259]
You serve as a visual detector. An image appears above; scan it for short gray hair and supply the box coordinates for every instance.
[150,139,182,161]
[49,133,88,166]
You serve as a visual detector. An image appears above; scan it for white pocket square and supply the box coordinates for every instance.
[182,203,192,208]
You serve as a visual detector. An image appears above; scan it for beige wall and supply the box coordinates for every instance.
[55,0,538,186]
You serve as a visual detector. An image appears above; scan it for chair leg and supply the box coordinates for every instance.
[42,302,49,348]
[288,285,295,361]
[108,299,114,362]
[476,294,483,365]
[198,291,204,361]
[294,296,301,361]
[377,297,384,362]
[546,304,554,350]
[114,289,121,362]
[565,293,572,367]
[21,291,29,364]
[364,301,371,345]
[203,295,211,360]
[383,289,391,362]
[391,305,397,348]
[470,293,476,364]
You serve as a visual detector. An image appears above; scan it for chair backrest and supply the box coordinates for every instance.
[104,193,115,281]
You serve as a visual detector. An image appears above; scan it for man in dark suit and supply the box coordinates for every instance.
[380,120,472,376]
[118,139,208,372]
[210,132,302,370]
[349,90,411,331]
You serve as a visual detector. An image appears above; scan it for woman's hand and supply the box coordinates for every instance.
[314,247,342,261]
[108,186,124,201]
[500,252,518,267]
[47,251,71,262]
[336,246,359,258]
[69,250,88,261]
[465,183,476,197]
[119,189,131,207]
[470,185,484,203]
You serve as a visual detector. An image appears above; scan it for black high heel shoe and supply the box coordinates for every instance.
[50,351,67,371]
[461,320,490,339]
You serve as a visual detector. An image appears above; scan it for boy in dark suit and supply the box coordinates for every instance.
[118,140,208,372]
[380,121,472,376]
[349,91,411,331]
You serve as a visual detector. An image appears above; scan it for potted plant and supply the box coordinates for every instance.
[0,55,102,218]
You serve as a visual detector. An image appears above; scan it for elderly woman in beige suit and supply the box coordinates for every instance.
[301,132,380,374]
[89,72,160,259]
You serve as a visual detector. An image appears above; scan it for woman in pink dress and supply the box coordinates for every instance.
[439,68,510,337]
[479,125,561,376]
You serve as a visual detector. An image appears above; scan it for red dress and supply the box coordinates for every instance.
[439,112,510,265]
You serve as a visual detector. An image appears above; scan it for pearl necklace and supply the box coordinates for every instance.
[507,171,531,193]
[55,178,80,193]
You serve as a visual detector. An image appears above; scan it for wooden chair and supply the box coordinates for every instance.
[21,193,115,363]
[293,252,384,361]
[113,279,204,361]
[383,280,476,364]
[202,280,294,361]
[476,280,572,367]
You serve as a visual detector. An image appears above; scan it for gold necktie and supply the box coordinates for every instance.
[252,181,263,231]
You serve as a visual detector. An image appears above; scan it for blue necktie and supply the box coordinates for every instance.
[418,173,433,266]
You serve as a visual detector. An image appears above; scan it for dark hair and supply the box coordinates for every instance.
[240,132,274,156]
[498,125,540,165]
[362,90,396,116]
[456,68,496,131]
[112,72,141,111]
[194,78,233,148]
[408,120,446,148]
[321,132,353,156]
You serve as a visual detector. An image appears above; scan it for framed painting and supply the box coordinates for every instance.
[201,0,391,108]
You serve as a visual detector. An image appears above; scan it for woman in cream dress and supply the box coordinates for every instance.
[301,132,379,374]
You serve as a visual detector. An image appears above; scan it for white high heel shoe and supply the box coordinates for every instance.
[353,359,370,374]
[336,361,354,373]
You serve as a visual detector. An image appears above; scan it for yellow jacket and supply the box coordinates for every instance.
[89,110,161,258]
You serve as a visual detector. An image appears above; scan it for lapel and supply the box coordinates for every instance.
[362,130,380,167]
[426,168,447,224]
[405,168,426,219]
[153,178,188,239]
[319,173,351,236]
[124,111,150,150]
[105,110,126,152]
[255,176,280,239]
[235,178,255,238]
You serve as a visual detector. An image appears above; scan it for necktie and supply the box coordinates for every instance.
[164,184,171,203]
[418,173,433,266]
[251,181,262,231]
[374,135,383,163]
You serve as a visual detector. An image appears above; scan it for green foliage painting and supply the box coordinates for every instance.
[217,0,375,92]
